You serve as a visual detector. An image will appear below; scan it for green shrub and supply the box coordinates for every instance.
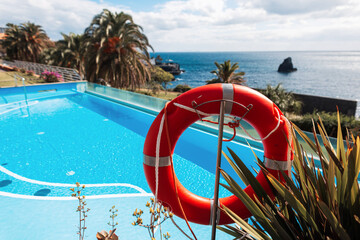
[151,66,174,91]
[219,113,360,240]
[289,111,360,138]
[172,84,191,93]
[259,84,302,114]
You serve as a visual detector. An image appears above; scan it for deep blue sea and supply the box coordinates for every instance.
[152,51,360,117]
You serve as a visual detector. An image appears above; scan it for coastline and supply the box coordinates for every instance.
[152,51,360,117]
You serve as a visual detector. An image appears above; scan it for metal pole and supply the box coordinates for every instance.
[211,100,226,240]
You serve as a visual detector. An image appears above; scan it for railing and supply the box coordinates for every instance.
[85,83,263,148]
[86,82,168,114]
[85,83,342,158]
[0,59,81,82]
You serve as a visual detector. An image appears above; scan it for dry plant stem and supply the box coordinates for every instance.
[133,198,179,239]
[108,206,118,231]
[78,197,82,240]
[71,183,89,240]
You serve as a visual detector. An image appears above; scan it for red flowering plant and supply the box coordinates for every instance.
[41,70,64,82]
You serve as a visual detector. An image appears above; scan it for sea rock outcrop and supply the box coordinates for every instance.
[278,57,297,73]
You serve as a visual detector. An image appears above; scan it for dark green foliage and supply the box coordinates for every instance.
[259,83,302,114]
[289,111,360,138]
[147,81,163,95]
[219,113,360,240]
[42,33,86,78]
[205,78,222,85]
[172,84,191,93]
[2,10,153,90]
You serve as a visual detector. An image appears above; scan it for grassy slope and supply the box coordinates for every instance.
[0,71,46,87]
[136,88,180,101]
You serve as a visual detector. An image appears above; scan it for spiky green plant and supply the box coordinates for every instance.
[219,112,360,240]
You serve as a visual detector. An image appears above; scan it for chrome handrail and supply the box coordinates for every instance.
[14,74,28,105]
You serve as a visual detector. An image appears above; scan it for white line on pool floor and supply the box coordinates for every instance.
[0,100,39,115]
[0,191,153,200]
[0,165,150,196]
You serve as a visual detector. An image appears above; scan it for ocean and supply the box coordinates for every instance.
[152,51,360,117]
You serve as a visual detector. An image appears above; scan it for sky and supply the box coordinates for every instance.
[0,0,359,52]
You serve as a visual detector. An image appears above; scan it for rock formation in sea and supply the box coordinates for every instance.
[153,55,184,75]
[278,57,297,73]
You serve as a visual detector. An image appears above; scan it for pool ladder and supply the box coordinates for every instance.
[14,74,28,105]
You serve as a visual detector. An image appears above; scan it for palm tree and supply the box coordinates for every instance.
[207,60,246,85]
[1,22,51,62]
[1,23,22,60]
[43,33,86,78]
[20,22,51,62]
[84,9,153,89]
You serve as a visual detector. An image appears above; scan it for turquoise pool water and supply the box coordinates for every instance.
[0,83,264,239]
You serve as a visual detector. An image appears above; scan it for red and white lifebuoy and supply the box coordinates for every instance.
[143,83,292,225]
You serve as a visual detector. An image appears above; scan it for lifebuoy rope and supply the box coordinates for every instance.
[163,102,198,240]
[173,102,282,142]
[154,102,197,239]
[238,107,281,142]
[153,96,289,237]
[155,114,165,203]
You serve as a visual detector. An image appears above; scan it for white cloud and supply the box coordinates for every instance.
[0,0,128,39]
[0,0,359,51]
[255,0,350,15]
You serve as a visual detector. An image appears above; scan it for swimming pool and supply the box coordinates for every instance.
[0,82,264,239]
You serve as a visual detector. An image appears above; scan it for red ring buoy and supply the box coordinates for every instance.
[143,83,293,225]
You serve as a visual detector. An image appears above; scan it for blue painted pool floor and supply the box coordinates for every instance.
[0,88,256,239]
[0,195,232,239]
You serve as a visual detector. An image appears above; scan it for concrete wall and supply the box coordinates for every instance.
[293,93,357,116]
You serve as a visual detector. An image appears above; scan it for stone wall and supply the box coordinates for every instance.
[293,93,357,116]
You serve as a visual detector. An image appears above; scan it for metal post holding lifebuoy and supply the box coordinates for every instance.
[211,100,226,240]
